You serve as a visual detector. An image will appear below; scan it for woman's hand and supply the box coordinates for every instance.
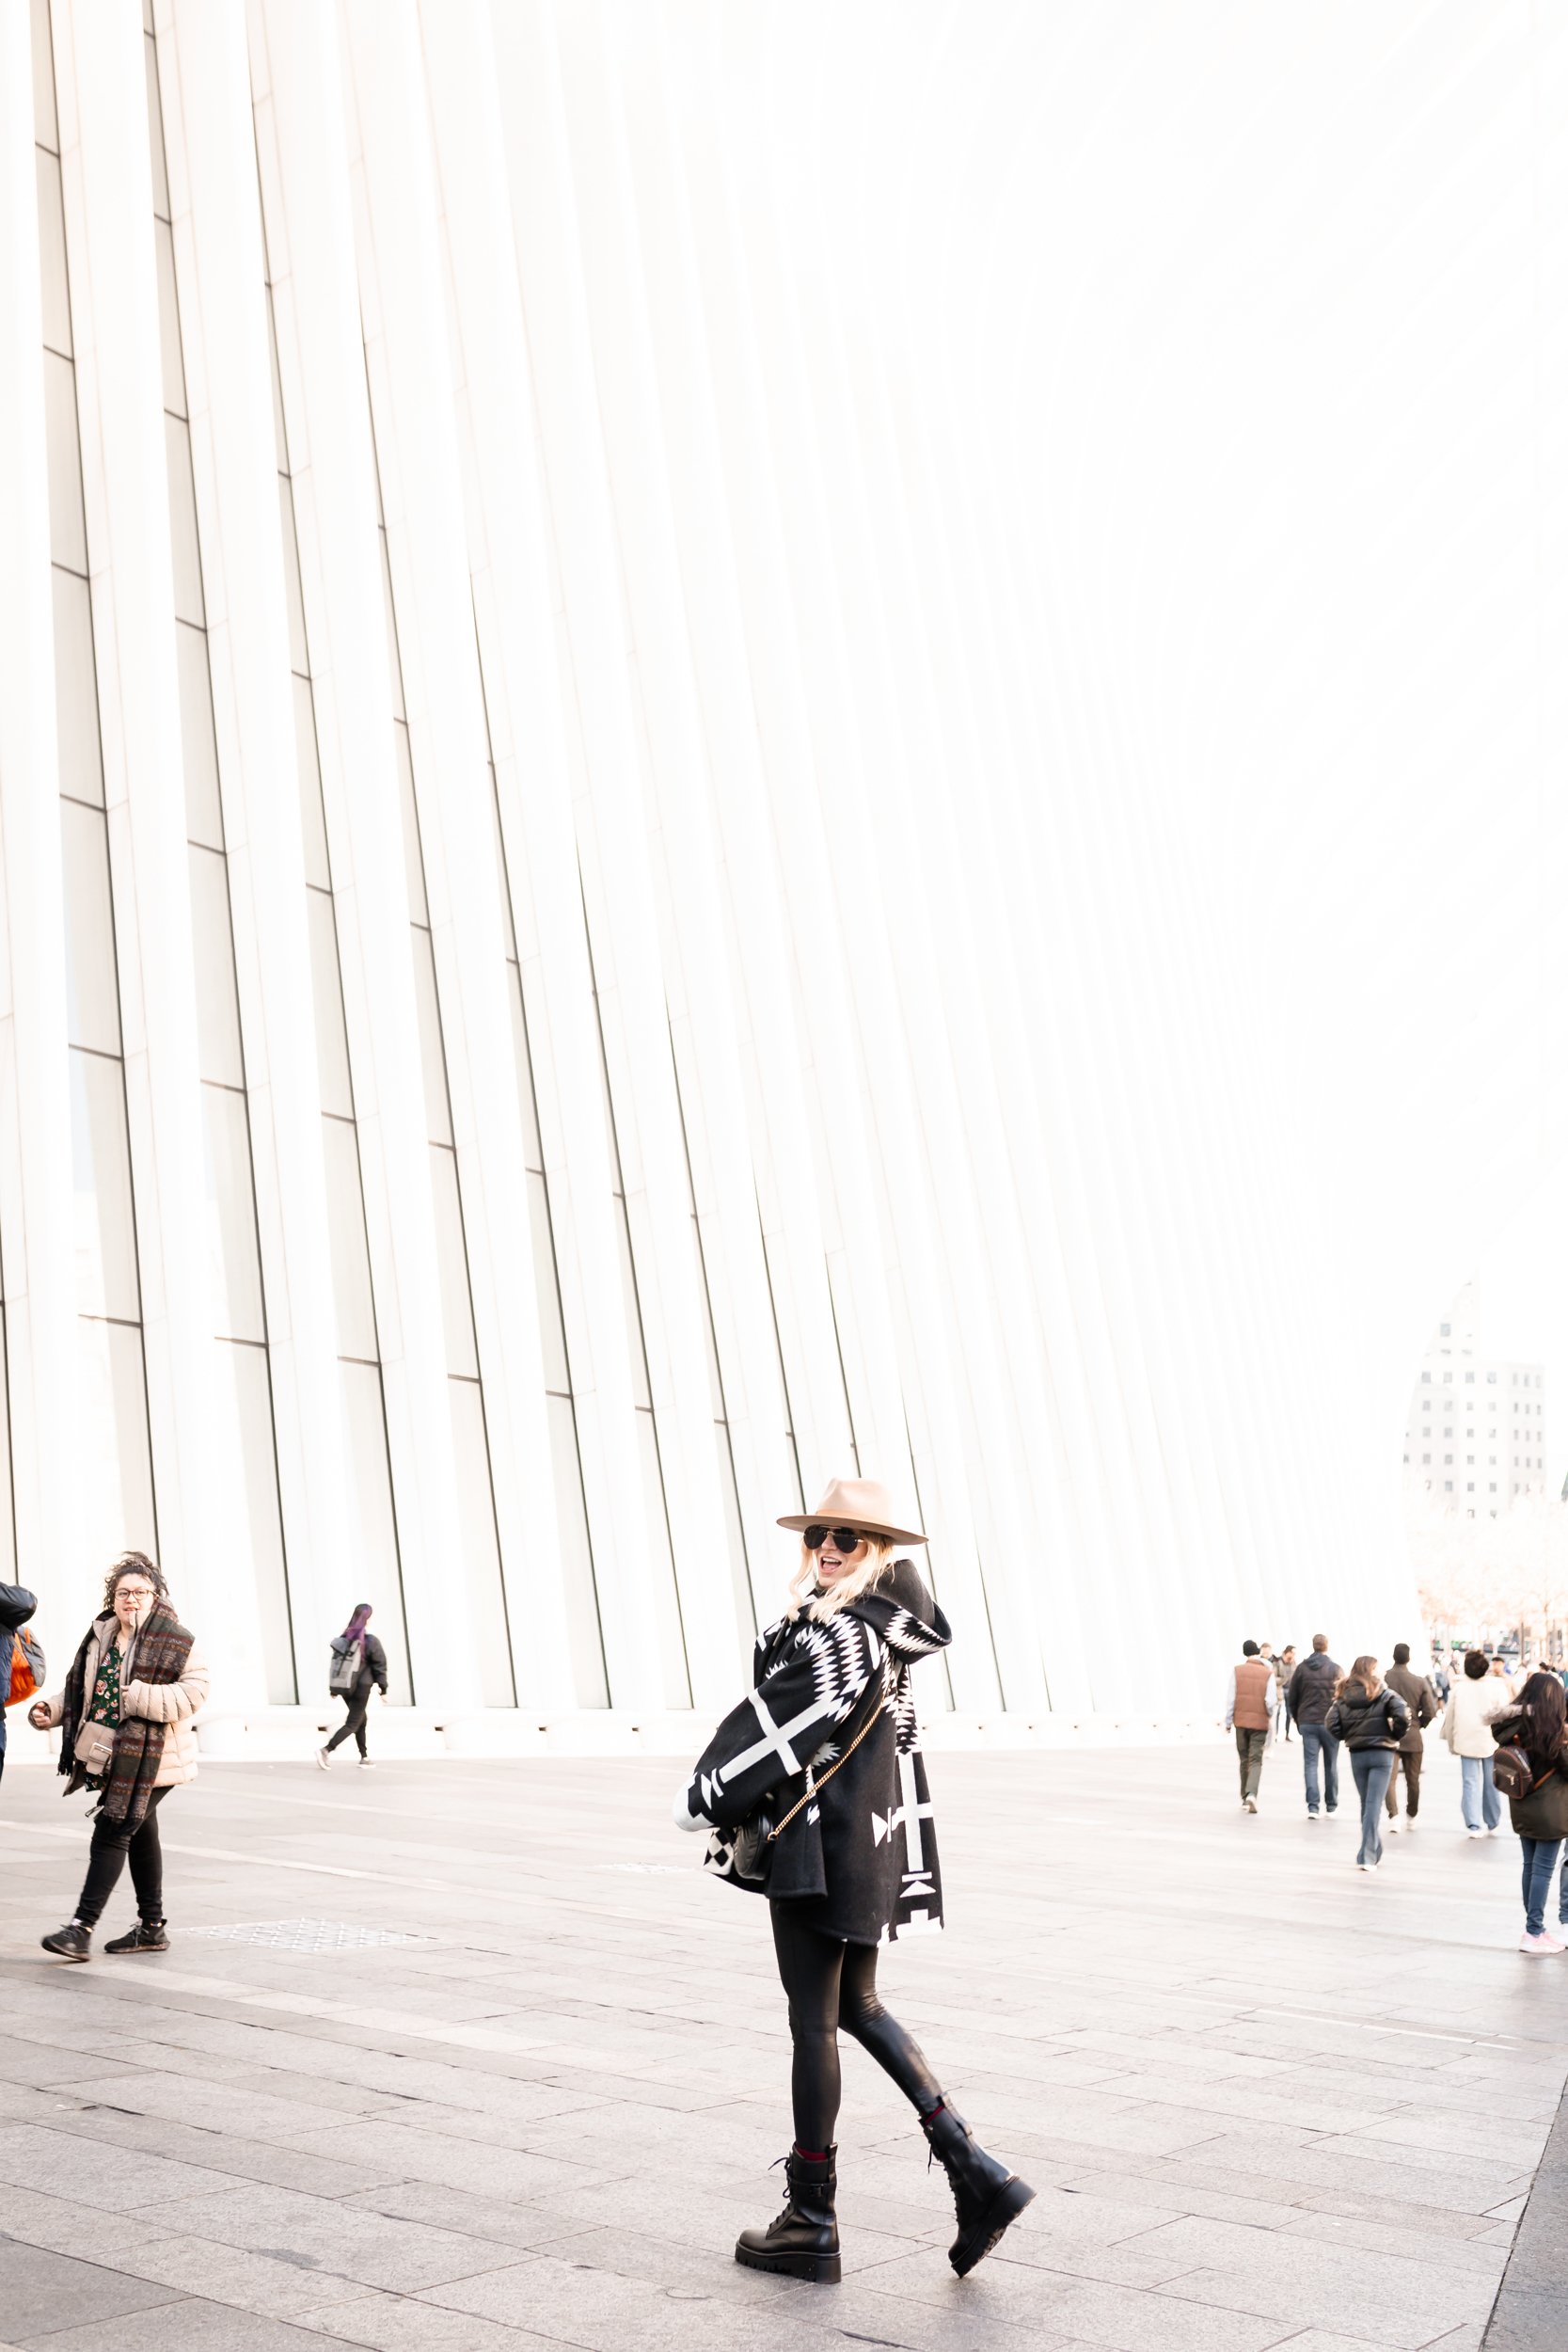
[27,1699,50,1730]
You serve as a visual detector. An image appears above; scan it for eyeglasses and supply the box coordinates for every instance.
[116,1587,155,1603]
[802,1525,867,1554]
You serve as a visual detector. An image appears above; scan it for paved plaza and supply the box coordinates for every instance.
[0,1737,1562,2352]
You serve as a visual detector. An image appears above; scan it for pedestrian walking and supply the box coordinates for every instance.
[318,1602,388,1769]
[1275,1645,1297,1742]
[1441,1650,1511,1836]
[1225,1640,1275,1812]
[1383,1643,1439,1834]
[1324,1658,1409,1871]
[1488,1673,1568,1954]
[30,1553,206,1959]
[1288,1635,1341,1818]
[674,1477,1035,2284]
[0,1576,39,1793]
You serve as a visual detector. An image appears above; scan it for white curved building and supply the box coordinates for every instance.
[0,1,1550,1745]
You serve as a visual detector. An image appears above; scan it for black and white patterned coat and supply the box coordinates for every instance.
[677,1558,952,1946]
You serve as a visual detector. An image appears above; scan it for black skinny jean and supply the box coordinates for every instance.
[325,1681,375,1756]
[770,1902,942,2152]
[75,1788,168,1929]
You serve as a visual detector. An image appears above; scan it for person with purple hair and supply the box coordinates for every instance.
[318,1603,388,1771]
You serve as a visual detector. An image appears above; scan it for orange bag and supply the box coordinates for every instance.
[6,1626,43,1709]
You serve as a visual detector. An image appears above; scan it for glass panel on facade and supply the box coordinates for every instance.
[410,929,452,1145]
[43,348,87,573]
[75,1318,157,1570]
[187,845,245,1088]
[69,1051,140,1323]
[277,475,309,675]
[322,1116,379,1363]
[449,1377,515,1705]
[217,1338,293,1701]
[35,147,70,357]
[305,892,355,1120]
[175,621,223,849]
[293,676,330,888]
[61,800,122,1056]
[527,1170,571,1394]
[164,414,205,627]
[548,1391,608,1708]
[51,571,103,806]
[154,215,184,415]
[339,1359,409,1702]
[429,1144,479,1379]
[201,1086,266,1344]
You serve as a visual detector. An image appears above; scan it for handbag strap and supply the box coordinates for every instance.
[767,1692,884,1844]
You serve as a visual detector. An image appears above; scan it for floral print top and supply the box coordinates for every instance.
[84,1637,123,1791]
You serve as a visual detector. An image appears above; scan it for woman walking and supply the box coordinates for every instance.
[29,1553,206,1959]
[1324,1657,1409,1871]
[1441,1649,1510,1836]
[1489,1673,1568,1953]
[674,1478,1035,2284]
[318,1602,388,1769]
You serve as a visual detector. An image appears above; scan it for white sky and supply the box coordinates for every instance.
[1475,1165,1568,1498]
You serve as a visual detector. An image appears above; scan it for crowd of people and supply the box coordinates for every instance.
[1225,1630,1568,1949]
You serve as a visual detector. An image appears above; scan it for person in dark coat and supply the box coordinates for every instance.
[1490,1673,1568,1952]
[318,1602,388,1769]
[1384,1643,1440,1833]
[1324,1657,1409,1871]
[676,1478,1034,2286]
[1288,1634,1342,1820]
[0,1578,39,1791]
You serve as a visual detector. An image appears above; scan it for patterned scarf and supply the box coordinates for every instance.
[58,1604,194,1832]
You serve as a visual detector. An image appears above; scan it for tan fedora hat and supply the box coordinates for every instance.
[777,1476,927,1548]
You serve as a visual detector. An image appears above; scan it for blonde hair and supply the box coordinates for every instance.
[786,1535,896,1622]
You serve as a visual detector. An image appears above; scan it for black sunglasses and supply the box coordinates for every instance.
[802,1525,868,1553]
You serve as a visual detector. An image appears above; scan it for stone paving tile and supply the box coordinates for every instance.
[141,2185,527,2296]
[288,2292,569,2349]
[16,2299,335,2349]
[0,2241,182,2339]
[24,2100,404,2200]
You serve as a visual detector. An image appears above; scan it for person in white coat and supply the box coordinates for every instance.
[1441,1649,1511,1836]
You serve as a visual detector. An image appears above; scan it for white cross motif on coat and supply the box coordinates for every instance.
[719,1684,843,1788]
[873,1752,935,1867]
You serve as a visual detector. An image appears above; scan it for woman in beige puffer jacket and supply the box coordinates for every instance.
[30,1552,208,1960]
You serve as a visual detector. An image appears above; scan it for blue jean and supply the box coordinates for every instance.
[1301,1723,1339,1813]
[1520,1836,1562,1937]
[1350,1750,1395,1864]
[1460,1754,1501,1832]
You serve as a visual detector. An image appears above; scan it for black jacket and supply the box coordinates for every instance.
[1287,1652,1340,1726]
[349,1633,388,1696]
[685,1558,951,1946]
[0,1581,38,1755]
[1491,1708,1568,1839]
[1324,1684,1410,1752]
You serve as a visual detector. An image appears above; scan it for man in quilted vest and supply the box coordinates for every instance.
[1225,1640,1276,1813]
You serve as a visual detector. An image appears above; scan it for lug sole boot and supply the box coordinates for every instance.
[922,2100,1036,2277]
[735,2147,841,2283]
[104,1919,169,1955]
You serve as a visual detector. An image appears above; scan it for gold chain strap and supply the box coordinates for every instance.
[766,1695,884,1845]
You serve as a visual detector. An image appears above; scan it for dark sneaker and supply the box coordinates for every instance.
[104,1920,169,1956]
[41,1923,91,1962]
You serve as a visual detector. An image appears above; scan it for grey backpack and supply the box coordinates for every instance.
[327,1637,361,1695]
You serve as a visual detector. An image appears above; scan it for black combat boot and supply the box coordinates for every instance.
[104,1919,169,1955]
[735,2146,841,2283]
[921,2100,1035,2276]
[40,1922,92,1962]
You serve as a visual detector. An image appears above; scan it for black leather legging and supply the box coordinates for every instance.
[770,1903,942,2151]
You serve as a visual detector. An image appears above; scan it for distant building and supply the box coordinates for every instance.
[1403,1281,1546,1516]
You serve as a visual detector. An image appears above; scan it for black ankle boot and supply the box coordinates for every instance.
[921,2101,1035,2276]
[104,1919,169,1955]
[735,2147,841,2282]
[40,1922,92,1963]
